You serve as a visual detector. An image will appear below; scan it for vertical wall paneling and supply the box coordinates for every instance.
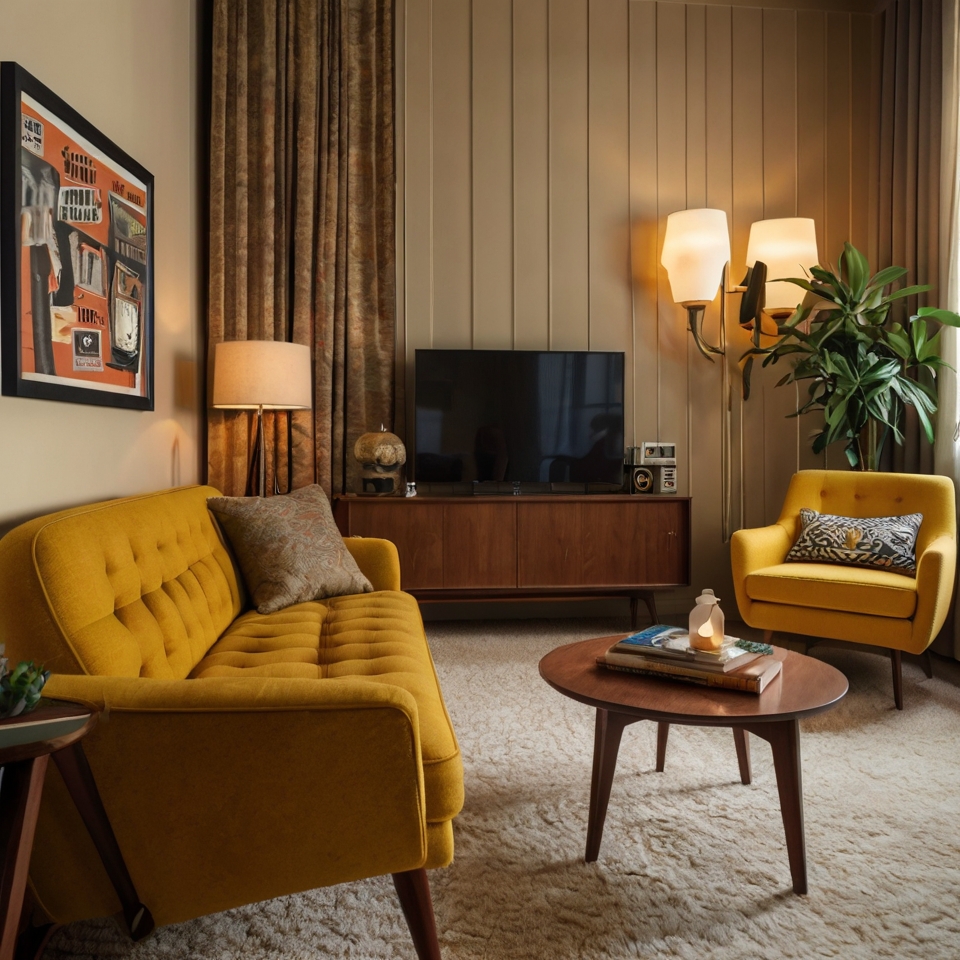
[796,9,828,473]
[587,0,632,441]
[629,0,660,448]
[403,0,433,435]
[400,0,882,608]
[731,6,766,529]
[685,2,722,593]
[705,3,736,601]
[431,0,473,347]
[513,0,550,349]
[472,0,514,348]
[825,12,853,266]
[655,2,689,495]
[549,0,590,349]
[761,8,801,521]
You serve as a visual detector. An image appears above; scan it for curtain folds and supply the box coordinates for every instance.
[933,0,960,658]
[207,0,395,498]
[874,0,943,474]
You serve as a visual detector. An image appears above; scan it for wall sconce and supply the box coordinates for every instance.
[212,340,313,497]
[740,217,820,331]
[661,208,731,361]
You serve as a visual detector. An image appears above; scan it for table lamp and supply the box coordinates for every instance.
[212,340,312,497]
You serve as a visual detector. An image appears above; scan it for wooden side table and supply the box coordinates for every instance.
[0,701,153,960]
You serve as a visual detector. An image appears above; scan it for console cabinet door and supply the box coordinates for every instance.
[581,501,688,586]
[517,502,583,586]
[337,501,444,589]
[442,502,517,588]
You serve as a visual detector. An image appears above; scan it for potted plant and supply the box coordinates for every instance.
[0,643,49,718]
[742,242,960,470]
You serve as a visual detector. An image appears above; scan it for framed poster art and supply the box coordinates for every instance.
[0,62,154,410]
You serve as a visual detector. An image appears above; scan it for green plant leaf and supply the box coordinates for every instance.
[864,265,908,293]
[884,284,933,303]
[917,307,960,327]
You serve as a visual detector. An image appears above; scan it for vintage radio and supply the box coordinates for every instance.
[628,465,654,494]
[639,442,677,466]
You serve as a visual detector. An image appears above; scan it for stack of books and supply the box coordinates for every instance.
[596,624,783,694]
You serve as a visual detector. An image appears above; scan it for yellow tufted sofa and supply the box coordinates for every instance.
[0,485,463,957]
[731,469,956,709]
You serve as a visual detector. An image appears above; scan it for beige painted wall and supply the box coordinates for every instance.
[398,0,878,611]
[0,0,202,530]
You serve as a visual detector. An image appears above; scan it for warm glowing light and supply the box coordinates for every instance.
[746,218,819,312]
[661,209,731,306]
[212,341,312,410]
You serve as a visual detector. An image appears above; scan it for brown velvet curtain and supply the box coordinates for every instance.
[207,0,395,497]
[875,0,943,473]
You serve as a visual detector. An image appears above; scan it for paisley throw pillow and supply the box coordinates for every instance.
[785,508,923,576]
[207,484,373,613]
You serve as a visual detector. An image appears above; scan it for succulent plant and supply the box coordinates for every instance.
[0,643,49,718]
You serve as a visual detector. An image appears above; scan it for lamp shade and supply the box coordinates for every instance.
[212,340,312,410]
[745,218,819,312]
[661,208,731,306]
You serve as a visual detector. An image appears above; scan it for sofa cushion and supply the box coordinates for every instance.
[190,590,462,822]
[207,485,373,614]
[746,562,918,619]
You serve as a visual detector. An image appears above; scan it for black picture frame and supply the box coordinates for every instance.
[0,62,154,410]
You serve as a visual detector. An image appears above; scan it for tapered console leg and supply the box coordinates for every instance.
[762,719,806,894]
[639,591,659,625]
[629,596,639,631]
[655,722,669,773]
[392,868,441,960]
[585,710,632,863]
[52,744,154,940]
[891,650,903,710]
[733,728,751,785]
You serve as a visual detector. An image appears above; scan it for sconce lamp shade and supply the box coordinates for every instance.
[745,218,819,312]
[212,340,312,410]
[661,208,731,306]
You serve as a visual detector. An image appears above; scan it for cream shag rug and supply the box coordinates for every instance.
[46,618,960,960]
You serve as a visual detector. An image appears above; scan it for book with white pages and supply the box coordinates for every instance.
[609,625,761,673]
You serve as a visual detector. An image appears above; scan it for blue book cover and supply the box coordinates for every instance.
[617,625,688,650]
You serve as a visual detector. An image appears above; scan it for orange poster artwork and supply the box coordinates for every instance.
[1,62,153,409]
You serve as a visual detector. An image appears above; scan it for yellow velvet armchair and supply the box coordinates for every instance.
[731,469,956,709]
[0,486,463,959]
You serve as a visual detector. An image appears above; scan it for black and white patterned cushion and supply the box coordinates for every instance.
[785,508,923,576]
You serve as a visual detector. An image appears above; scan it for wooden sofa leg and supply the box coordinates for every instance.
[891,650,903,711]
[920,650,934,680]
[392,869,441,960]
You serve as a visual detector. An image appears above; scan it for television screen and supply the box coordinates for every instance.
[415,349,624,486]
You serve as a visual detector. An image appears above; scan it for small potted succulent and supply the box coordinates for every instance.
[0,643,49,719]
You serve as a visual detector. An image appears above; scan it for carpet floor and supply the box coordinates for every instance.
[45,618,960,960]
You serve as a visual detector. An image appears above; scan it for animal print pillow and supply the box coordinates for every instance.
[785,508,923,576]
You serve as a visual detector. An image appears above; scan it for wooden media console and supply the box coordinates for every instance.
[333,494,691,626]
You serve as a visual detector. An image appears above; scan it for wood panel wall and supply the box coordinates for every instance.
[397,0,879,609]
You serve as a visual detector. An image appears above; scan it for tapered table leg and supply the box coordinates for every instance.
[0,758,48,960]
[763,719,806,894]
[733,728,751,785]
[655,722,669,772]
[585,710,632,863]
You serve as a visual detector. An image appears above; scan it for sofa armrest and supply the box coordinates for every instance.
[343,537,402,591]
[730,524,792,621]
[38,673,428,925]
[912,533,957,651]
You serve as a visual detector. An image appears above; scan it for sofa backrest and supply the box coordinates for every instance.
[0,486,243,679]
[779,469,956,557]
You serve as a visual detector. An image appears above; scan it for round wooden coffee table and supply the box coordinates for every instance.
[539,635,848,894]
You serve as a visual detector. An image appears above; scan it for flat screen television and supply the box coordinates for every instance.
[414,349,624,487]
